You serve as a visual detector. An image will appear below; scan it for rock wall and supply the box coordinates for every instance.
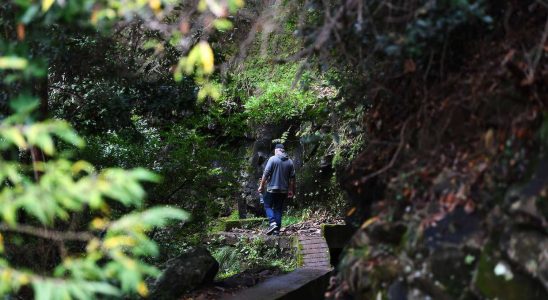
[239,123,299,217]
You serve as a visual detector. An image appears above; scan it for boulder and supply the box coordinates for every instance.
[502,229,548,290]
[366,221,407,245]
[473,245,547,300]
[151,247,219,300]
[428,246,477,296]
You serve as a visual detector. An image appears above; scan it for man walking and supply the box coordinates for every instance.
[258,144,296,235]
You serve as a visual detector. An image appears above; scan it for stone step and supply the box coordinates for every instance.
[298,236,323,240]
[297,233,331,272]
[220,225,346,299]
[298,239,327,246]
[300,249,329,255]
[302,254,329,260]
[301,243,329,251]
[304,257,329,262]
[298,235,323,240]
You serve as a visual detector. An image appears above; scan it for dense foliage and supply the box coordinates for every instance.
[0,0,246,298]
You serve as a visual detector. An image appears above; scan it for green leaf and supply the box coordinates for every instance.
[1,127,27,148]
[228,0,245,13]
[41,0,55,12]
[21,193,49,224]
[0,56,28,70]
[131,168,160,182]
[68,283,92,300]
[465,254,476,265]
[82,282,121,297]
[110,207,189,231]
[2,202,18,226]
[35,131,55,155]
[51,284,72,300]
[9,95,39,115]
[52,122,85,148]
[213,19,233,31]
[33,280,54,300]
[20,5,40,24]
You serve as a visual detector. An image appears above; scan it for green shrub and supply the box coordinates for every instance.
[220,58,324,124]
[0,98,188,298]
[211,237,296,279]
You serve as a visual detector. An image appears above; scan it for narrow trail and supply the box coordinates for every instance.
[184,219,353,299]
[220,224,342,300]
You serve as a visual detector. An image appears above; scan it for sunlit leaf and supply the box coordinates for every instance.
[52,122,85,148]
[0,127,27,149]
[41,0,55,12]
[149,0,161,11]
[213,19,233,31]
[72,161,95,174]
[0,56,28,70]
[67,283,91,300]
[199,41,215,74]
[2,202,18,226]
[109,207,189,231]
[130,168,160,182]
[103,236,136,249]
[33,280,54,300]
[84,282,121,296]
[136,281,149,297]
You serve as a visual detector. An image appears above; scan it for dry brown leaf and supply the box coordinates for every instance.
[16,24,25,41]
[404,59,416,74]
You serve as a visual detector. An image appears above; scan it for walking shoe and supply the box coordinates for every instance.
[266,223,278,235]
[272,230,280,236]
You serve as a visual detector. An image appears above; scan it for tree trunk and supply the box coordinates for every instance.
[30,76,48,181]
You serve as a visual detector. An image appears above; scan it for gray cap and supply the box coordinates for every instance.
[274,144,284,149]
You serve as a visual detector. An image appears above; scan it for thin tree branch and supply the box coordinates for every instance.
[0,223,94,242]
[359,116,412,184]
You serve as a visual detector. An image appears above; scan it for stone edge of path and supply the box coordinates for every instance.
[220,267,332,300]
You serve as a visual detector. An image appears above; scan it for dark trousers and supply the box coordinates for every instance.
[263,192,286,228]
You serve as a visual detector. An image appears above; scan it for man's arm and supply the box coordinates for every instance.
[288,178,295,198]
[258,157,273,193]
[258,176,268,193]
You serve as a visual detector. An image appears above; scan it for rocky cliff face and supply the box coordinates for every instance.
[325,3,548,299]
[239,123,305,217]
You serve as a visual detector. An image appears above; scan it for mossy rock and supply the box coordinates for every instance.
[429,247,478,297]
[473,246,547,300]
[295,238,305,267]
[223,218,268,231]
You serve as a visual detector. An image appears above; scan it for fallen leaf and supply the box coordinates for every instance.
[16,24,25,41]
[346,207,357,216]
[360,216,380,230]
[464,200,475,214]
[404,59,416,74]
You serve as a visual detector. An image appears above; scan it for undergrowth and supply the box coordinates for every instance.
[210,237,297,280]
